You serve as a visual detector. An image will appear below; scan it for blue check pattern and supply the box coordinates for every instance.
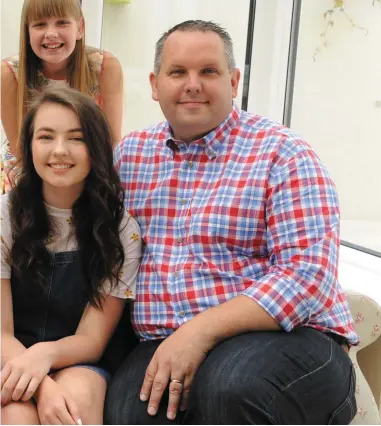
[115,102,359,345]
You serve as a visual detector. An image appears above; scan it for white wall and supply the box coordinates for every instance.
[291,0,381,221]
[101,0,250,134]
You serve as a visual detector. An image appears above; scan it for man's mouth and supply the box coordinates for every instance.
[178,101,208,105]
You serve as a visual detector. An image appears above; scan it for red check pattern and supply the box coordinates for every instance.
[115,102,358,344]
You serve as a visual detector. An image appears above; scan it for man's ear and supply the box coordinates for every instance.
[77,17,85,40]
[231,68,241,98]
[149,72,159,101]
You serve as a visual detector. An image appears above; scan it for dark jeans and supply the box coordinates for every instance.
[104,327,356,425]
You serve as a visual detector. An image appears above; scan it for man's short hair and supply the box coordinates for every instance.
[154,20,236,74]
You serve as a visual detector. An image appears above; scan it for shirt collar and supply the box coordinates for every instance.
[165,101,241,159]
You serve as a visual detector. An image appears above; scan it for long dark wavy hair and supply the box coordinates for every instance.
[10,87,125,308]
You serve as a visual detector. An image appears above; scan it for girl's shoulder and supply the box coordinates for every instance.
[2,54,19,81]
[1,193,11,213]
[121,210,140,234]
[85,46,121,80]
[85,46,105,77]
[1,194,12,243]
[0,194,12,277]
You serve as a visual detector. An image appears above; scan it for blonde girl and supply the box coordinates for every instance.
[1,0,124,193]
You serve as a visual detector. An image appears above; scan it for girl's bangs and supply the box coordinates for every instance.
[26,0,81,23]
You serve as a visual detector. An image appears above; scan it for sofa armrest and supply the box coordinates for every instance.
[346,290,381,424]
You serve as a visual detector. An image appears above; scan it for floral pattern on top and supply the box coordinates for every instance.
[131,233,139,241]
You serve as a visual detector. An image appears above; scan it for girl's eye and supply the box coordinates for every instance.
[70,137,84,142]
[33,22,45,27]
[39,135,53,140]
[57,20,70,25]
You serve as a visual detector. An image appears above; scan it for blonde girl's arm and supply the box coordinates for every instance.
[1,61,19,159]
[99,51,124,147]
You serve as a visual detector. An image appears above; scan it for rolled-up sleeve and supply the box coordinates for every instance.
[243,149,341,331]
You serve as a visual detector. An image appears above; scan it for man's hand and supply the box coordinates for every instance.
[140,325,213,420]
[36,378,82,425]
[1,342,53,406]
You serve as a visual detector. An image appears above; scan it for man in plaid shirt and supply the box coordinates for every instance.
[106,20,358,425]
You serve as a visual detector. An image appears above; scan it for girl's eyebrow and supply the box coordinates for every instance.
[36,127,83,133]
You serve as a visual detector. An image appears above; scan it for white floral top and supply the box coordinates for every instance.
[0,194,142,299]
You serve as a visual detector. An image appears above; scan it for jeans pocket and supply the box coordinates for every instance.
[328,366,357,425]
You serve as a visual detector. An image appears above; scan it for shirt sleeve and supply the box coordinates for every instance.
[100,212,142,299]
[242,148,341,331]
[1,195,12,279]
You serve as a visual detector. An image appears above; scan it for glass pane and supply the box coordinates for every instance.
[100,0,250,134]
[290,0,381,254]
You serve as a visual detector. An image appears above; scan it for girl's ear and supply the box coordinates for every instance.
[76,17,85,40]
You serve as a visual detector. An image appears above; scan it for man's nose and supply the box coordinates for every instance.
[184,74,202,94]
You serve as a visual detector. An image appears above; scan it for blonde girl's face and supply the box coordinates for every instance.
[28,16,84,66]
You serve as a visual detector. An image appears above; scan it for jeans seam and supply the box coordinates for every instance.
[327,366,356,425]
[266,338,333,421]
[283,338,333,392]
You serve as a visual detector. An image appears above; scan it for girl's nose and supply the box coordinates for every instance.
[52,140,69,156]
[45,25,59,39]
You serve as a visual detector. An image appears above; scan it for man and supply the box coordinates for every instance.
[105,20,358,425]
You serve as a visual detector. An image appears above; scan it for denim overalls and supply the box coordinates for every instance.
[11,251,88,349]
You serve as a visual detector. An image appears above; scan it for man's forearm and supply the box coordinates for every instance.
[184,295,281,349]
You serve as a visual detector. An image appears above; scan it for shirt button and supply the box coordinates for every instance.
[180,199,187,205]
[177,237,183,243]
[179,311,186,318]
[186,161,193,169]
[173,272,179,278]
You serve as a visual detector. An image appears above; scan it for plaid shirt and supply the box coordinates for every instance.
[115,102,359,344]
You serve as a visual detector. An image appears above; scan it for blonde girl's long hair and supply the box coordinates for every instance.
[17,0,97,139]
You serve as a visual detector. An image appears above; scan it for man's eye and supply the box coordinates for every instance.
[203,68,217,74]
[170,70,185,75]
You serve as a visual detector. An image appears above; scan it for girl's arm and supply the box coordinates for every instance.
[1,292,125,405]
[1,61,19,159]
[1,278,27,367]
[99,52,124,147]
[40,295,126,369]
